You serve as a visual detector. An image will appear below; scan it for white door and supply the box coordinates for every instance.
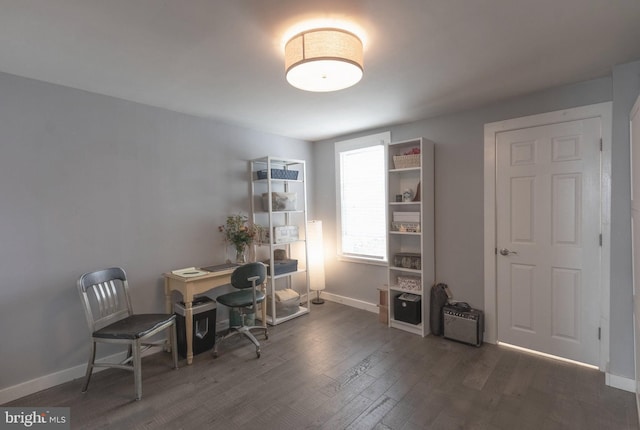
[496,117,601,366]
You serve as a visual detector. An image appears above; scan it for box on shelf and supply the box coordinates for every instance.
[393,212,420,223]
[262,192,297,211]
[263,259,298,275]
[394,253,422,270]
[174,297,216,358]
[391,222,421,233]
[394,292,421,325]
[266,288,300,317]
[256,169,299,180]
[397,275,421,291]
[269,225,299,243]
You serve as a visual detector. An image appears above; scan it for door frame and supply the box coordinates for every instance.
[484,102,612,371]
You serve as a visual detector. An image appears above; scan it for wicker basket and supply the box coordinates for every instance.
[393,154,421,169]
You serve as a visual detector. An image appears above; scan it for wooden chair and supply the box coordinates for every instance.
[77,267,178,400]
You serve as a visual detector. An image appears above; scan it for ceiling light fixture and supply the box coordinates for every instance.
[284,28,363,92]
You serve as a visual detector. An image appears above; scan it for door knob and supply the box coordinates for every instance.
[499,248,518,256]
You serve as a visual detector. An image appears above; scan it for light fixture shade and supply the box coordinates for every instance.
[285,28,363,92]
[307,220,326,292]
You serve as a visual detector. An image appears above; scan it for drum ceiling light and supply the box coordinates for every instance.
[284,28,364,92]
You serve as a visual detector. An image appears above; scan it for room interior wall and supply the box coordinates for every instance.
[0,71,313,393]
[2,59,638,399]
[610,59,640,379]
[312,75,640,374]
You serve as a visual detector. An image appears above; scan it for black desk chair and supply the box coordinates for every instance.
[214,262,268,358]
[77,267,178,400]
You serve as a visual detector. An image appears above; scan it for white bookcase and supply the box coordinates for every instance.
[249,156,310,325]
[386,138,435,336]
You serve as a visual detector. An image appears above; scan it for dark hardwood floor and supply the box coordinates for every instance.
[5,301,638,429]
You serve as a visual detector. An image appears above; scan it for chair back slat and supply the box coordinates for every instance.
[94,280,121,318]
[78,267,133,333]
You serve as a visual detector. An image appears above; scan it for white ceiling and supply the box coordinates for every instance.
[1,0,639,141]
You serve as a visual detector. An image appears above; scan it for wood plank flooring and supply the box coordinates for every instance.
[5,301,638,429]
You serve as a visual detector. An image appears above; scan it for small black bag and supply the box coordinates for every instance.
[430,283,451,336]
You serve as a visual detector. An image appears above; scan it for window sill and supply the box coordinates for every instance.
[337,255,388,267]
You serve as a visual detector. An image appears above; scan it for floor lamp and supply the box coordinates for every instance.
[307,220,326,304]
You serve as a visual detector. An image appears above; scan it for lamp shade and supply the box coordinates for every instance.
[285,28,363,92]
[307,220,326,292]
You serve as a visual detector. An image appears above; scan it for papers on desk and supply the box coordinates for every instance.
[171,267,209,277]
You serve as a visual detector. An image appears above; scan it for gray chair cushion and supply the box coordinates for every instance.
[93,314,176,340]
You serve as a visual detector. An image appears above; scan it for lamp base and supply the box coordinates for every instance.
[311,290,325,305]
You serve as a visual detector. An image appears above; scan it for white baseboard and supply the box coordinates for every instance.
[321,292,378,314]
[605,372,636,393]
[0,318,244,406]
[0,345,165,405]
[1,361,89,405]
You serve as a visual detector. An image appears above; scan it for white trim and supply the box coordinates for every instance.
[630,93,640,417]
[483,102,612,374]
[0,345,167,404]
[322,291,378,313]
[0,360,93,405]
[606,372,636,393]
[335,131,391,263]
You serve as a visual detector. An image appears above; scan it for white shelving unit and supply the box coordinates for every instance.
[386,138,435,337]
[249,156,310,325]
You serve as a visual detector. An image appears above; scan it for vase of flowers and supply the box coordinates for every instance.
[219,214,262,263]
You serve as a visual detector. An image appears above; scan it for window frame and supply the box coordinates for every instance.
[334,131,390,264]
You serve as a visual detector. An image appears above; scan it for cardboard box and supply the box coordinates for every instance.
[378,287,388,324]
[379,305,388,324]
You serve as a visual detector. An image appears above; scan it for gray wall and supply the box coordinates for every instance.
[0,72,313,390]
[610,60,640,377]
[2,58,638,394]
[314,73,638,379]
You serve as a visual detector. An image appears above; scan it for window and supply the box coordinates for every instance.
[335,132,390,262]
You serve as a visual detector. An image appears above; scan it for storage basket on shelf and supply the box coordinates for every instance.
[392,154,421,169]
[256,169,299,180]
[266,288,300,317]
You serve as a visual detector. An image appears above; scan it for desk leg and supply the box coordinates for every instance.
[164,278,172,352]
[164,278,172,314]
[184,300,194,365]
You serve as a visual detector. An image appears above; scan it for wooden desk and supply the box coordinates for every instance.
[163,266,268,364]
